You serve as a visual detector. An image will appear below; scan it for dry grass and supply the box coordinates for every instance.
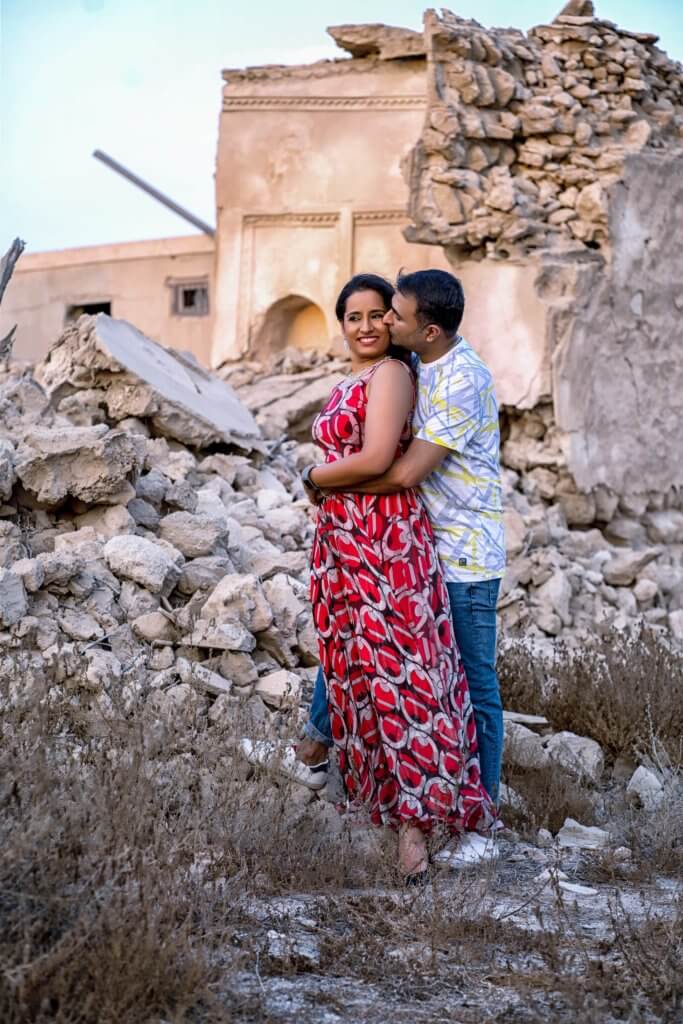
[0,673,386,1023]
[499,626,683,763]
[2,636,682,1022]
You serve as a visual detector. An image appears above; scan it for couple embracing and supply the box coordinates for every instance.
[299,268,505,883]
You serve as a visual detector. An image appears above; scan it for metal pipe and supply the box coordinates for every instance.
[92,150,215,238]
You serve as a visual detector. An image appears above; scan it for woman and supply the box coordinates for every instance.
[303,274,496,882]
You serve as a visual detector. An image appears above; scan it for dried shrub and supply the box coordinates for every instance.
[499,627,683,763]
[501,765,597,836]
[0,672,384,1024]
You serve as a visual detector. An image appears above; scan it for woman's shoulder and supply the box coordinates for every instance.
[365,357,415,400]
[371,357,415,384]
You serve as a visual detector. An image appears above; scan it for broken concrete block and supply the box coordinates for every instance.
[557,818,610,849]
[11,557,45,593]
[163,480,197,513]
[0,569,28,625]
[35,551,86,591]
[84,649,122,692]
[176,657,233,697]
[603,548,660,586]
[75,503,135,539]
[0,438,16,502]
[103,535,180,594]
[0,521,26,567]
[132,611,176,643]
[186,619,256,652]
[159,511,228,558]
[626,765,665,809]
[177,556,233,596]
[543,731,604,784]
[255,669,302,708]
[504,721,551,770]
[144,438,196,482]
[58,607,104,642]
[36,313,264,451]
[127,497,161,530]
[15,424,144,507]
[219,650,258,687]
[200,573,273,634]
[135,470,168,508]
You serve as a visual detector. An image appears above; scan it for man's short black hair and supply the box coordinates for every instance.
[396,269,465,336]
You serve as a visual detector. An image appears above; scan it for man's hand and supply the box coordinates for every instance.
[303,481,324,506]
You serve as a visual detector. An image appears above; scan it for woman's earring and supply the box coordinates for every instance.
[342,337,350,353]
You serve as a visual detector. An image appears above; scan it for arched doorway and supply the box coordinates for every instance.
[253,294,327,356]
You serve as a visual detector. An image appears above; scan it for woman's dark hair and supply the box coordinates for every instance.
[335,273,411,366]
[334,273,394,323]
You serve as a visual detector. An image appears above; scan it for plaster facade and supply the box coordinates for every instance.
[211,55,451,366]
[1,236,215,365]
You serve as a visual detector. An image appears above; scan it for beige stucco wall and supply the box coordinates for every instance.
[210,54,550,417]
[0,236,215,365]
[212,57,454,365]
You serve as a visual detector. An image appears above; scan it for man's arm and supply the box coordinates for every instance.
[347,437,449,495]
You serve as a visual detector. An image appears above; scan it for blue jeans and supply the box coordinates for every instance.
[303,578,503,802]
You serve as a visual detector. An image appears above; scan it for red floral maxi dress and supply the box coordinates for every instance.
[310,361,497,835]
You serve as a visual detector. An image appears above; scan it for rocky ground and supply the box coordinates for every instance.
[0,314,681,1022]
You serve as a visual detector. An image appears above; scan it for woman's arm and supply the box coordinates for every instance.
[309,362,413,489]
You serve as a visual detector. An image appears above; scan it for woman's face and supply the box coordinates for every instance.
[342,289,391,364]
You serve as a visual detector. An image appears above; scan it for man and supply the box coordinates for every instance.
[299,269,506,830]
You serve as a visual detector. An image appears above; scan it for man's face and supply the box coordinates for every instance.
[383,291,426,352]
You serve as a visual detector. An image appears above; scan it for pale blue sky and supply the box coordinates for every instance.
[2,0,681,252]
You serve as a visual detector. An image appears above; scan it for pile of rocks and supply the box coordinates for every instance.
[0,315,319,726]
[0,310,678,851]
[498,403,683,640]
[409,0,683,257]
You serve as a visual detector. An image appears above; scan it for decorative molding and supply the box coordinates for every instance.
[223,95,426,112]
[354,209,408,225]
[244,212,340,227]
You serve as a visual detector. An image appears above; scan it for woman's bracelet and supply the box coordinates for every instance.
[302,464,324,494]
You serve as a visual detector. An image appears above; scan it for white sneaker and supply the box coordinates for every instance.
[239,738,329,790]
[434,832,499,867]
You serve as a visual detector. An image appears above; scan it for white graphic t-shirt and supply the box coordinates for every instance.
[413,338,505,583]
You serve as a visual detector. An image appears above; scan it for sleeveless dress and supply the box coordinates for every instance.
[310,360,497,834]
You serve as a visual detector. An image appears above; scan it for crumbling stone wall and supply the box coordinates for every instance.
[409,4,683,258]
[406,3,683,500]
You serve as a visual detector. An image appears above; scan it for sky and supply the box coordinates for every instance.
[2,0,681,253]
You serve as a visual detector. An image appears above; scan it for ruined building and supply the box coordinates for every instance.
[2,3,682,503]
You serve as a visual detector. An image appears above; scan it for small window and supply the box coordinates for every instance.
[66,301,111,321]
[172,279,209,317]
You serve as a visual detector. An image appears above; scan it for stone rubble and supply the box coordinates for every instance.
[409,2,683,259]
[0,314,679,848]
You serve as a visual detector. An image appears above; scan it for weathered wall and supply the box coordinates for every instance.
[0,236,215,365]
[401,5,683,496]
[408,7,683,259]
[551,150,683,493]
[211,55,452,365]
[211,42,554,409]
